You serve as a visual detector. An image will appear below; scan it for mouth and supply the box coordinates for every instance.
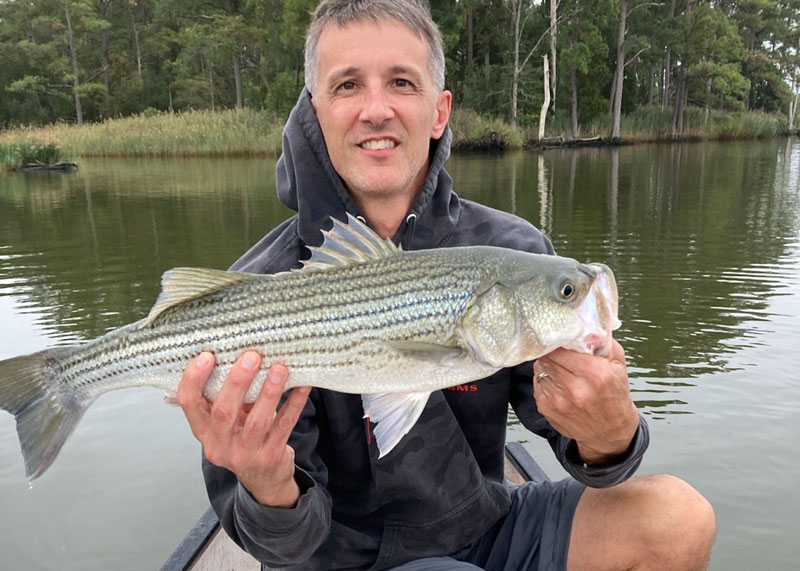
[359,138,397,151]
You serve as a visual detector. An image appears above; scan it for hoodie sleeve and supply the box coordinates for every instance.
[509,361,649,488]
[202,391,332,566]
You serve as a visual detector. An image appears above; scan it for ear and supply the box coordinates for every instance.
[430,90,452,139]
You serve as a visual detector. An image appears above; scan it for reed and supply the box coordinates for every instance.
[0,106,785,161]
[0,108,286,157]
[542,106,783,142]
[449,109,524,151]
[0,141,66,170]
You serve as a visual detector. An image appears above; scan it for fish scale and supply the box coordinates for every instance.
[0,214,620,479]
[56,250,481,402]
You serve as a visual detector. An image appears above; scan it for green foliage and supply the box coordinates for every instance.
[449,108,524,150]
[0,141,64,169]
[0,108,286,157]
[0,0,794,141]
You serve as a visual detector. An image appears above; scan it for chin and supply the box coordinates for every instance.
[352,179,409,198]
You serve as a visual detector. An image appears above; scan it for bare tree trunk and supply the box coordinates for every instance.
[661,49,671,110]
[611,0,627,139]
[101,28,111,100]
[511,1,522,130]
[539,55,551,140]
[99,0,111,105]
[233,53,243,109]
[569,10,579,138]
[64,0,83,125]
[609,65,617,115]
[466,10,473,74]
[133,27,142,83]
[661,0,676,110]
[672,62,686,135]
[208,56,215,111]
[647,63,655,106]
[790,38,800,131]
[570,67,579,138]
[549,0,559,112]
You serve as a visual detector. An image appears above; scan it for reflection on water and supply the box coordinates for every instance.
[453,141,799,384]
[0,139,799,570]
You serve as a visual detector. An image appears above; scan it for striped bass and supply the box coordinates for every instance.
[0,214,619,480]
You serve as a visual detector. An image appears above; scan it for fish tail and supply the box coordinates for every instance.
[0,345,89,480]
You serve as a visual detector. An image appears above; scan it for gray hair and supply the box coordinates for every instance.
[304,0,445,94]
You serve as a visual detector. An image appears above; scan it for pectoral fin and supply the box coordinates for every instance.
[362,391,432,457]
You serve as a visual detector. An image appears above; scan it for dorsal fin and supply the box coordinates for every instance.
[301,213,401,271]
[142,267,256,327]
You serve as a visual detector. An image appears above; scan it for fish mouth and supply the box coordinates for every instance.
[563,264,620,356]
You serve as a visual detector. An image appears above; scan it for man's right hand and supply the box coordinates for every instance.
[177,350,312,508]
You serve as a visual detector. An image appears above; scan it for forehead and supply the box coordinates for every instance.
[316,18,429,78]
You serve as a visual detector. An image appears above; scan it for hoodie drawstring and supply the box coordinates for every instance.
[402,213,418,250]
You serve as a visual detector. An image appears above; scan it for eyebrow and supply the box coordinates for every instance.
[388,65,424,83]
[326,66,361,88]
[325,65,425,88]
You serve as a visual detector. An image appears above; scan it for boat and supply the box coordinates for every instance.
[160,442,549,571]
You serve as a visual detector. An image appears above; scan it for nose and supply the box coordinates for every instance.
[358,86,395,125]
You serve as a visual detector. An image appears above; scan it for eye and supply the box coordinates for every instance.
[559,281,576,300]
[338,81,356,91]
[393,78,412,88]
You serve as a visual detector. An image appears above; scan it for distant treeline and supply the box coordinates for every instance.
[1,0,799,136]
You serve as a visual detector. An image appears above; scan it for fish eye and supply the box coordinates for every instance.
[559,281,576,300]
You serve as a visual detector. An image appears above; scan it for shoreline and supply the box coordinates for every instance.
[1,107,796,165]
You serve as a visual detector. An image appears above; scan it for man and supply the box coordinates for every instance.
[178,1,716,569]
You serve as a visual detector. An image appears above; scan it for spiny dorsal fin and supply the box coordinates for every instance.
[142,267,256,327]
[301,213,401,271]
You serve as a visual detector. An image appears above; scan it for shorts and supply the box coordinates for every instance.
[388,478,585,571]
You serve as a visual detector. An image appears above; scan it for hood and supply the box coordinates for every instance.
[276,88,461,249]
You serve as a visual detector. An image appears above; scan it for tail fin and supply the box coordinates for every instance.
[0,346,90,480]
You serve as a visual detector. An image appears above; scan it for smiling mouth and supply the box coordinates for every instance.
[360,139,397,150]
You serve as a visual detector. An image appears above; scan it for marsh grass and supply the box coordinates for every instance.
[0,108,286,157]
[0,141,66,169]
[543,106,783,142]
[449,109,523,150]
[0,106,786,161]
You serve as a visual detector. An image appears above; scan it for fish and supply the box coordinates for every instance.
[0,214,620,480]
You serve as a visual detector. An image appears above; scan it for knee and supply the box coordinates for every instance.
[639,475,716,562]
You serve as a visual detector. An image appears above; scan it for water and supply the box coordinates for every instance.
[1,140,798,569]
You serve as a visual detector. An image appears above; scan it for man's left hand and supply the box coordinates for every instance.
[533,338,639,466]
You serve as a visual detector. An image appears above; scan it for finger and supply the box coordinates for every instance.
[239,363,290,446]
[177,352,215,435]
[267,385,312,449]
[545,338,626,377]
[209,351,262,434]
[534,357,569,390]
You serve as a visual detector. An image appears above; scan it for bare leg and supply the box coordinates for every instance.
[567,475,716,571]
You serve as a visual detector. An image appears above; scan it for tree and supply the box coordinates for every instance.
[671,1,749,134]
[610,0,652,139]
[562,0,610,137]
[506,0,554,130]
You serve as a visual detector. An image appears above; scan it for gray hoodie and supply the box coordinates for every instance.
[202,89,649,570]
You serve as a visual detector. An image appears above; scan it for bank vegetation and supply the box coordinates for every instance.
[1,0,798,144]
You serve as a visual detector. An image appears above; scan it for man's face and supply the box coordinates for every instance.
[311,19,451,204]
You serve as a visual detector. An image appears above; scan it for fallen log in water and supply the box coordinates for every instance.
[20,162,78,171]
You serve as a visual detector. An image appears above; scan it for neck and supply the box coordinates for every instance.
[351,192,416,239]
